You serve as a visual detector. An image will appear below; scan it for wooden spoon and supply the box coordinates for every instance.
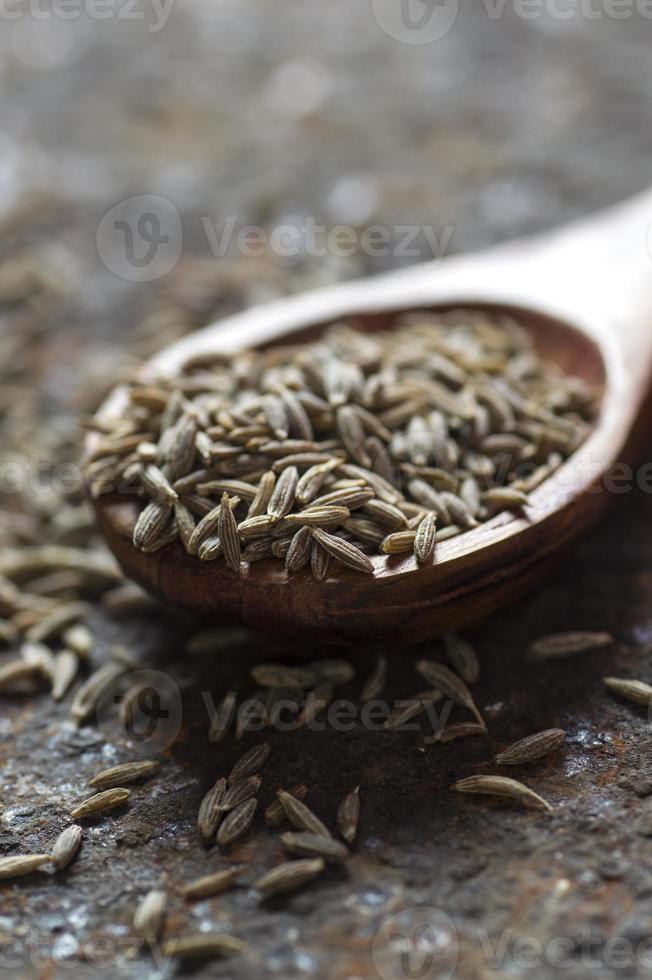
[89,191,652,643]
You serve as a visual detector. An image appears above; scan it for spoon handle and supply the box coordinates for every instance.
[153,190,652,384]
[535,188,652,327]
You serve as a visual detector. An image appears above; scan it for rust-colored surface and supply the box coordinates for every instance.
[1,5,651,979]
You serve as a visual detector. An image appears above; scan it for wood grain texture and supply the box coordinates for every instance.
[89,192,652,641]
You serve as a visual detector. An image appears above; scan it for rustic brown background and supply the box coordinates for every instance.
[1,3,651,978]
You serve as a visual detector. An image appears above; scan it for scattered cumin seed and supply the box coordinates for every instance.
[24,601,90,644]
[452,775,553,812]
[277,790,331,839]
[0,658,49,692]
[162,934,247,959]
[264,785,308,827]
[208,690,238,743]
[181,866,245,901]
[336,786,360,844]
[425,721,487,744]
[198,777,227,841]
[134,888,167,944]
[383,693,441,730]
[216,797,257,847]
[51,651,79,702]
[14,644,54,682]
[0,854,51,880]
[416,660,484,725]
[218,775,262,812]
[69,661,126,725]
[603,677,652,706]
[70,788,130,820]
[529,631,614,659]
[51,825,82,871]
[102,582,157,615]
[254,858,325,896]
[228,743,271,785]
[280,831,349,863]
[88,760,159,790]
[496,729,566,765]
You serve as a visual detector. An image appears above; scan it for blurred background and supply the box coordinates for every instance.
[2,5,652,979]
[2,1,651,354]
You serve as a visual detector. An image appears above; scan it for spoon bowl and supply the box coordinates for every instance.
[88,192,652,643]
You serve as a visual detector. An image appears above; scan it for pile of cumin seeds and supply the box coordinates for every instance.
[88,310,597,578]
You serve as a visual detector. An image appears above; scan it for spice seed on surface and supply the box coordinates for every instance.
[254,858,325,897]
[89,760,159,790]
[70,788,130,820]
[529,631,614,659]
[277,790,332,839]
[162,934,247,959]
[218,775,262,812]
[198,777,227,841]
[264,785,308,827]
[452,775,553,812]
[279,831,349,863]
[216,798,258,847]
[426,722,487,745]
[416,660,484,725]
[181,866,245,901]
[602,677,652,706]
[134,888,167,944]
[51,825,82,871]
[496,729,566,765]
[228,742,271,784]
[336,786,360,845]
[0,855,51,880]
[208,691,238,743]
